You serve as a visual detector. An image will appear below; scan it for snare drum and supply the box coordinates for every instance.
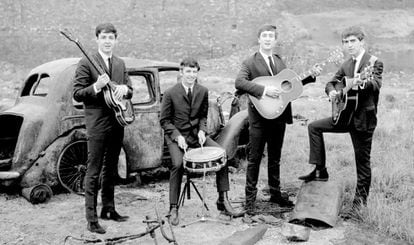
[183,146,227,173]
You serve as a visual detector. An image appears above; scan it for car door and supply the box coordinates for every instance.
[124,68,163,172]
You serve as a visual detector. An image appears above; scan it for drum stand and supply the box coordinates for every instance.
[181,163,230,228]
[178,171,209,211]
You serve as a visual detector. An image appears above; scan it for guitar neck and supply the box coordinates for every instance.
[297,60,329,85]
[73,42,106,76]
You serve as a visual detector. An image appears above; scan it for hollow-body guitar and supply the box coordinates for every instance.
[249,49,343,119]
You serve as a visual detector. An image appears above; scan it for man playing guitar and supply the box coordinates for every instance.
[73,23,132,234]
[235,24,322,214]
[298,26,384,214]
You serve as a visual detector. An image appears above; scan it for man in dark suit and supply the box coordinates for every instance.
[73,23,132,234]
[298,26,384,212]
[235,24,321,214]
[160,57,243,226]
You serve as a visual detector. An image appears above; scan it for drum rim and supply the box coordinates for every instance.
[183,146,225,162]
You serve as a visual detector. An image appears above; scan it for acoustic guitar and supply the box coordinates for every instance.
[249,48,343,119]
[331,64,374,127]
[60,29,135,127]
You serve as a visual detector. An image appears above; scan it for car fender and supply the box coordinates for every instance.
[215,110,248,160]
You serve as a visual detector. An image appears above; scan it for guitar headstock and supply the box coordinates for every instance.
[59,28,78,43]
[360,65,374,82]
[327,47,344,65]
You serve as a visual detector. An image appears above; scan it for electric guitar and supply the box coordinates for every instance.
[331,65,374,127]
[60,29,135,127]
[249,48,343,119]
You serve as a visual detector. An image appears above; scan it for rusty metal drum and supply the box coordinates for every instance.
[183,146,226,173]
[289,181,343,228]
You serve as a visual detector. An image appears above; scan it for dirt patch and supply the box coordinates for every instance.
[1,166,406,245]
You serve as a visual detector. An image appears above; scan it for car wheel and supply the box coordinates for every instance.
[57,140,87,195]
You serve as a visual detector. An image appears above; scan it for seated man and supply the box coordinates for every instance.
[160,57,243,226]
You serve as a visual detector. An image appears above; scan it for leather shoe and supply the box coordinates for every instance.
[87,221,106,234]
[216,199,245,218]
[298,167,329,182]
[100,208,129,222]
[168,205,179,226]
[269,193,294,207]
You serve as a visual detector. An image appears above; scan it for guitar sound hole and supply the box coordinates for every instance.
[281,80,293,92]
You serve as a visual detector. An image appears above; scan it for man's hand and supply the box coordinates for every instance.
[352,74,364,86]
[311,64,323,77]
[95,74,110,90]
[113,85,128,101]
[198,130,206,146]
[265,86,281,98]
[329,90,338,101]
[176,135,188,150]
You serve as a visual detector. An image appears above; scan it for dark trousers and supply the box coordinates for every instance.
[246,107,286,204]
[167,137,230,205]
[85,127,124,222]
[308,117,373,204]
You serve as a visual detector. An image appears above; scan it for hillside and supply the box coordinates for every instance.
[0,0,413,72]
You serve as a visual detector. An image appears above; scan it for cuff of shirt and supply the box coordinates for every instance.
[261,87,267,98]
[93,83,101,94]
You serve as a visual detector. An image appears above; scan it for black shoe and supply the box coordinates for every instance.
[298,167,329,182]
[100,208,129,222]
[168,205,179,226]
[244,201,255,216]
[269,193,294,207]
[87,221,106,234]
[216,197,245,218]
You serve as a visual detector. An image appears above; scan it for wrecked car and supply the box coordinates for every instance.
[0,58,248,203]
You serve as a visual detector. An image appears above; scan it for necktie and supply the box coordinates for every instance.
[108,57,112,78]
[187,87,192,104]
[268,56,276,76]
[350,58,357,77]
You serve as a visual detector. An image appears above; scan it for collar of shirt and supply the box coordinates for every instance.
[98,50,112,69]
[259,50,275,75]
[181,81,194,93]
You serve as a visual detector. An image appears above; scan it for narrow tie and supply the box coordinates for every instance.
[187,87,192,105]
[351,58,357,77]
[268,56,276,76]
[108,57,112,79]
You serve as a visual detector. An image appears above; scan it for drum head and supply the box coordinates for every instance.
[184,146,225,162]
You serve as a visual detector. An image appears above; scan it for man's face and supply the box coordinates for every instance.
[96,31,117,55]
[180,66,198,86]
[342,35,364,57]
[258,31,277,51]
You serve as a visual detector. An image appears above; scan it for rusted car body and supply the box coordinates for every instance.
[0,58,248,202]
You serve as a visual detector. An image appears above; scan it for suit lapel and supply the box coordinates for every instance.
[256,53,272,76]
[94,52,110,76]
[177,82,190,104]
[356,52,370,73]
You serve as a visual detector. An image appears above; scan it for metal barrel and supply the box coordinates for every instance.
[289,181,343,228]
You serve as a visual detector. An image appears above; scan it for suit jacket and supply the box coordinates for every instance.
[235,52,315,124]
[73,52,133,136]
[160,81,209,146]
[326,52,383,132]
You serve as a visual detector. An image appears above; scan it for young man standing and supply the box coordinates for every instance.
[299,26,383,212]
[235,24,321,214]
[73,23,132,234]
[160,57,243,226]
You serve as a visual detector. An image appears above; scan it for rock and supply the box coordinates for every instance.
[219,225,268,245]
[281,222,310,242]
